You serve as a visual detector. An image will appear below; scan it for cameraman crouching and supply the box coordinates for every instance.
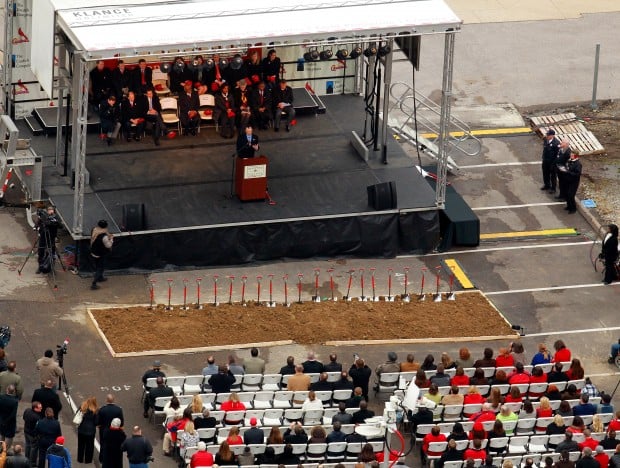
[35,206,60,274]
[90,220,113,290]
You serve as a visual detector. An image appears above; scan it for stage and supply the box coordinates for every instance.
[42,94,440,270]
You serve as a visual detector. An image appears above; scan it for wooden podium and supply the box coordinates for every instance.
[235,155,268,201]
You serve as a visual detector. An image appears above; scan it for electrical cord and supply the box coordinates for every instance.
[411,65,423,169]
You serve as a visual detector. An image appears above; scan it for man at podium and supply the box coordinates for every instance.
[236,124,260,158]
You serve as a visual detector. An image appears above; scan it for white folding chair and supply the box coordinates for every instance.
[216,426,232,443]
[223,410,245,425]
[376,372,400,395]
[567,379,585,391]
[462,404,482,418]
[528,434,549,452]
[183,375,205,395]
[260,374,282,391]
[507,436,529,454]
[273,391,293,408]
[263,408,284,426]
[292,391,309,407]
[165,376,185,395]
[244,409,265,426]
[332,389,352,403]
[442,404,463,421]
[231,374,243,391]
[326,441,347,461]
[197,427,216,444]
[177,394,194,408]
[326,372,341,383]
[345,442,362,460]
[198,93,216,130]
[503,402,522,413]
[488,436,508,453]
[237,391,256,408]
[253,390,274,409]
[303,409,324,425]
[481,367,496,378]
[443,461,463,468]
[242,374,263,391]
[248,443,266,454]
[454,439,469,451]
[160,97,181,133]
[152,69,170,96]
[284,408,304,423]
[306,442,328,461]
[314,390,333,406]
[527,383,548,398]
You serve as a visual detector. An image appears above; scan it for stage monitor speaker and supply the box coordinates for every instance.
[367,181,397,210]
[122,203,146,231]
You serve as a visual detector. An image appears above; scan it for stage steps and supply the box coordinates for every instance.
[25,116,44,136]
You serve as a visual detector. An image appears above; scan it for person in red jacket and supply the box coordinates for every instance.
[463,387,486,405]
[508,362,531,385]
[504,386,523,403]
[463,438,486,461]
[422,425,447,464]
[528,366,548,398]
[552,340,572,363]
[450,367,470,387]
[594,445,609,468]
[191,441,214,468]
[495,347,515,368]
[607,411,620,433]
[469,403,496,425]
[220,393,246,425]
[579,429,599,452]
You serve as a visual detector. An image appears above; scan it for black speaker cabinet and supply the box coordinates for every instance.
[122,203,146,231]
[367,181,397,210]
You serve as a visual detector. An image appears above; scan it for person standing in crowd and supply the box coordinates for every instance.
[540,129,560,193]
[101,418,126,468]
[261,49,281,87]
[555,139,572,200]
[35,408,61,468]
[76,396,98,464]
[23,401,43,465]
[601,224,619,285]
[243,347,265,375]
[121,425,153,468]
[0,384,18,452]
[131,58,153,96]
[349,358,372,401]
[0,361,23,399]
[563,151,582,214]
[96,394,124,464]
[35,205,59,274]
[90,220,113,290]
[89,60,112,105]
[46,436,71,468]
[31,380,62,419]
[36,352,63,390]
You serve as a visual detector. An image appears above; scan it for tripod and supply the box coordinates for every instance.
[17,227,66,289]
[56,345,70,394]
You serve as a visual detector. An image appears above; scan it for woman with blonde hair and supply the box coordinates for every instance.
[179,420,200,459]
[463,386,485,405]
[545,414,565,449]
[590,414,604,433]
[266,426,284,445]
[189,394,203,414]
[221,392,246,424]
[535,397,553,432]
[531,343,552,366]
[441,352,457,370]
[76,396,98,464]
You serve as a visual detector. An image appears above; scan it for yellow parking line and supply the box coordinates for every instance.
[480,228,578,240]
[421,127,532,138]
[444,258,475,289]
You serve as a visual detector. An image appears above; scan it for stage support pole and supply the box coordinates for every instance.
[435,31,456,210]
[380,38,394,165]
[2,1,15,118]
[71,53,89,235]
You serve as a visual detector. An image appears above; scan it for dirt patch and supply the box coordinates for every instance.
[90,291,514,354]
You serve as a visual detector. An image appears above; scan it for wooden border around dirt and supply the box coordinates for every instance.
[87,290,518,357]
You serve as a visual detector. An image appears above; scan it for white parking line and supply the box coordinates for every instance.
[522,326,620,337]
[472,202,565,211]
[486,282,614,296]
[460,161,540,169]
[397,240,593,258]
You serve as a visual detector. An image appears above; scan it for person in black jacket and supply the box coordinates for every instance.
[349,358,371,401]
[89,220,113,290]
[283,422,308,444]
[143,376,173,418]
[563,152,582,214]
[131,59,152,95]
[101,418,125,468]
[98,94,121,146]
[208,366,235,393]
[34,408,61,468]
[272,79,295,132]
[111,60,131,100]
[96,394,124,463]
[23,401,43,465]
[601,224,619,285]
[236,124,259,159]
[76,397,98,464]
[178,80,201,136]
[121,91,146,141]
[541,129,560,193]
[261,49,281,87]
[120,425,152,467]
[555,139,572,200]
[31,380,62,419]
[277,444,300,465]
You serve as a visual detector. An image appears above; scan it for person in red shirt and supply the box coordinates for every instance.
[578,429,599,451]
[607,411,620,433]
[566,358,585,380]
[468,421,487,441]
[422,425,447,463]
[495,347,515,368]
[535,397,554,432]
[226,426,244,445]
[463,387,486,405]
[504,386,523,403]
[594,445,610,468]
[463,438,486,461]
[191,441,214,468]
[451,367,470,387]
[469,403,496,424]
[220,393,246,425]
[508,363,530,385]
[528,366,548,398]
[552,339,572,363]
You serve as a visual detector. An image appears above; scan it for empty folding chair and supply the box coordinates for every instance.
[284,408,304,424]
[535,417,554,433]
[442,404,464,421]
[326,441,347,461]
[332,389,352,404]
[165,376,185,395]
[183,375,205,395]
[231,374,243,391]
[209,410,225,426]
[481,367,496,378]
[142,377,158,401]
[230,444,247,456]
[528,434,549,453]
[477,385,491,396]
[443,461,463,468]
[323,407,338,425]
[198,93,216,130]
[488,436,509,454]
[571,432,585,444]
[314,390,333,406]
[303,409,324,426]
[253,390,274,409]
[415,424,434,442]
[454,439,469,452]
[263,408,283,426]
[273,390,293,409]
[538,363,553,373]
[270,444,285,455]
[248,443,266,455]
[326,372,341,383]
[507,436,529,454]
[515,417,536,435]
[223,410,245,426]
[242,374,263,392]
[237,391,255,409]
[262,374,282,391]
[597,412,614,425]
[568,451,581,462]
[290,443,309,456]
[307,442,328,461]
[340,424,355,435]
[280,374,292,389]
[160,97,181,133]
[197,427,216,444]
[528,383,548,399]
[375,372,400,396]
[292,391,309,407]
[345,442,362,460]
[580,415,593,426]
[426,441,448,464]
[553,381,567,392]
[177,394,194,408]
[462,404,482,419]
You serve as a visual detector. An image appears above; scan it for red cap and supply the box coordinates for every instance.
[250,417,258,426]
[56,436,65,445]
[183,80,193,87]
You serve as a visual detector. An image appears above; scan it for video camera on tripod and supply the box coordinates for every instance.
[56,338,69,364]
[36,207,60,231]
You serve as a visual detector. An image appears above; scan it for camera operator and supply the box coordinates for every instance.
[35,206,60,274]
[36,350,63,390]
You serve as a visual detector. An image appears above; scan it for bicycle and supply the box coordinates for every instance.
[589,226,620,281]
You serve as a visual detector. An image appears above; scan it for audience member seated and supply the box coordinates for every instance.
[266,426,284,445]
[257,446,277,465]
[245,51,263,86]
[190,442,213,468]
[579,429,599,451]
[600,430,619,450]
[569,416,586,433]
[528,366,548,398]
[566,358,585,380]
[496,405,518,435]
[288,365,311,405]
[191,55,209,95]
[227,355,244,376]
[488,387,503,410]
[508,362,531,384]
[345,387,363,408]
[351,400,375,425]
[237,446,255,466]
[531,343,553,366]
[400,354,420,372]
[548,362,569,383]
[168,57,192,94]
[225,426,243,445]
[278,444,301,466]
[435,439,462,468]
[574,394,597,416]
[188,395,203,415]
[555,431,580,453]
[332,402,353,425]
[311,374,333,392]
[469,403,496,424]
[163,408,191,456]
[179,420,199,457]
[430,365,451,387]
[415,369,431,389]
[504,386,523,403]
[261,49,281,87]
[215,441,237,466]
[598,393,614,413]
[441,352,458,370]
[309,425,327,444]
[302,390,323,414]
[408,396,435,436]
[279,356,296,377]
[98,95,121,146]
[447,422,468,453]
[214,83,236,138]
[131,59,152,95]
[324,353,342,373]
[469,421,487,441]
[375,351,400,380]
[553,340,572,363]
[520,399,536,419]
[163,396,183,420]
[208,365,235,394]
[422,425,447,464]
[593,446,609,468]
[557,400,574,417]
[511,342,526,365]
[202,356,218,376]
[546,415,567,448]
[451,367,470,387]
[358,443,377,464]
[487,420,508,454]
[303,351,325,374]
[426,384,442,406]
[535,397,553,431]
[583,377,599,398]
[546,384,562,400]
[220,393,245,424]
[456,347,474,369]
[111,60,131,100]
[496,347,515,367]
[332,371,354,391]
[194,408,216,429]
[233,80,252,130]
[470,368,489,386]
[283,422,308,445]
[490,369,508,386]
[420,354,437,372]
[178,80,200,136]
[121,91,146,142]
[442,386,464,406]
[144,88,173,146]
[272,79,296,132]
[554,450,575,468]
[464,386,486,405]
[562,384,580,401]
[90,60,112,105]
[143,376,173,418]
[243,347,266,375]
[464,438,487,461]
[326,421,347,443]
[206,54,229,93]
[474,348,496,368]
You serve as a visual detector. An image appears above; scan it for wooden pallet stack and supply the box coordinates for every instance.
[530,112,605,156]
